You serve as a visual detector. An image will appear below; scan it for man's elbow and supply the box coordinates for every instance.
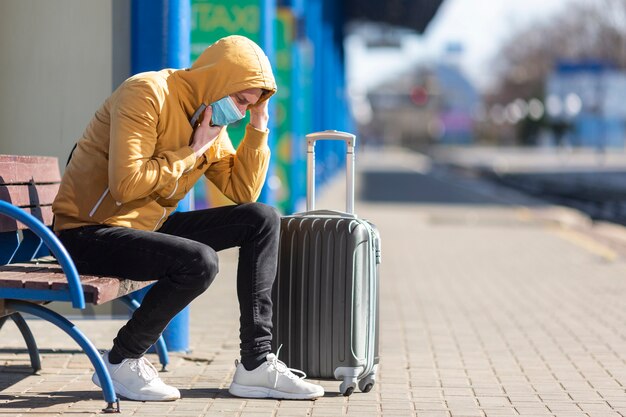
[108,180,136,204]
[232,194,257,205]
[228,188,260,204]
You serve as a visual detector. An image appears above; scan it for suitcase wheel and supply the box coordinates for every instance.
[340,378,357,396]
[358,373,376,393]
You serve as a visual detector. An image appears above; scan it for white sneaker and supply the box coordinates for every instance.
[92,351,180,401]
[229,352,324,400]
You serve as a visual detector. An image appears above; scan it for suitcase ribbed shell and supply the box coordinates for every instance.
[272,214,380,383]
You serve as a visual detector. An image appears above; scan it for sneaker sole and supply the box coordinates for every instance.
[229,382,324,400]
[93,374,180,402]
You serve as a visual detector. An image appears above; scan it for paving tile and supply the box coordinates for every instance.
[413,412,448,417]
[310,407,346,416]
[275,411,312,417]
[481,409,518,416]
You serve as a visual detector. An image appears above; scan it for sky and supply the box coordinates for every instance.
[345,0,575,93]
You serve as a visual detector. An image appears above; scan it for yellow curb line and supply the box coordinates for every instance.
[515,207,617,261]
[551,227,618,262]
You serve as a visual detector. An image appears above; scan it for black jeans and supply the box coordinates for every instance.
[57,203,280,361]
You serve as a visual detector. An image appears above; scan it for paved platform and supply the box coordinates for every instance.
[1,148,626,416]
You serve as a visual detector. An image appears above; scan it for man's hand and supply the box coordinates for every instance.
[249,97,269,131]
[190,106,222,158]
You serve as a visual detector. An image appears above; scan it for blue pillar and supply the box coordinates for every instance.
[131,0,191,72]
[305,0,327,187]
[279,0,353,211]
[282,0,313,213]
[131,0,191,352]
[288,0,304,214]
[259,0,277,206]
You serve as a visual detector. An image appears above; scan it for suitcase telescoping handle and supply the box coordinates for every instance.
[305,130,356,214]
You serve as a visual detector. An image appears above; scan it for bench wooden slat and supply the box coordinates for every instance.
[0,262,155,306]
[52,275,154,305]
[0,206,54,231]
[0,156,61,184]
[0,265,52,287]
[50,275,104,293]
[0,266,52,276]
[0,184,59,207]
[51,275,105,304]
[0,274,37,288]
[22,272,68,290]
[4,263,63,273]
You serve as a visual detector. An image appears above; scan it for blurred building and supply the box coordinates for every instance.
[546,60,626,149]
[365,46,480,150]
[433,60,480,145]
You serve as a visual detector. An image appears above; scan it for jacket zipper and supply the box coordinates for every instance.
[89,188,110,217]
[89,186,167,229]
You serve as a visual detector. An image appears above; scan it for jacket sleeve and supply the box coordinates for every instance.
[108,80,197,204]
[204,124,270,203]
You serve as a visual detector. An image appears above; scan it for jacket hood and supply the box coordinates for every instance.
[173,35,277,118]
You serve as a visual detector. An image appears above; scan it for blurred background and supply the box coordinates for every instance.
[352,0,626,150]
[1,0,626,222]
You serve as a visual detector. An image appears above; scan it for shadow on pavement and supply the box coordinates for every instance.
[0,390,101,408]
[0,348,84,355]
[178,387,347,400]
[0,366,32,392]
[178,388,231,399]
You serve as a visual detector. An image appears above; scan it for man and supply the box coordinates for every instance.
[52,35,324,401]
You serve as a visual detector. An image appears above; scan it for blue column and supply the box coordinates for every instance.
[288,0,304,214]
[302,0,352,195]
[259,0,277,206]
[131,0,191,71]
[131,0,191,352]
[284,0,313,213]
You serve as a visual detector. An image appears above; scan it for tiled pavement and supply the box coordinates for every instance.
[1,148,625,416]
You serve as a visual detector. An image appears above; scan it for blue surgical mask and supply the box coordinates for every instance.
[210,96,245,126]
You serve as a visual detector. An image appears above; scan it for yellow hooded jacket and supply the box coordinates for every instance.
[52,36,277,232]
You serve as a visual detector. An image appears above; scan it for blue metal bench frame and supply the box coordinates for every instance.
[0,200,169,413]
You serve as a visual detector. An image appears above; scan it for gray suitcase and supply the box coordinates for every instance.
[272,130,381,396]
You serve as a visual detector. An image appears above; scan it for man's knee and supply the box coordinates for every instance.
[196,245,219,290]
[173,244,218,291]
[241,203,281,234]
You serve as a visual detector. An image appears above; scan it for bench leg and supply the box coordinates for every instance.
[119,295,170,371]
[5,300,120,414]
[9,313,42,374]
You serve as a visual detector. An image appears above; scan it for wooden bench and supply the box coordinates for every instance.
[0,154,169,413]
